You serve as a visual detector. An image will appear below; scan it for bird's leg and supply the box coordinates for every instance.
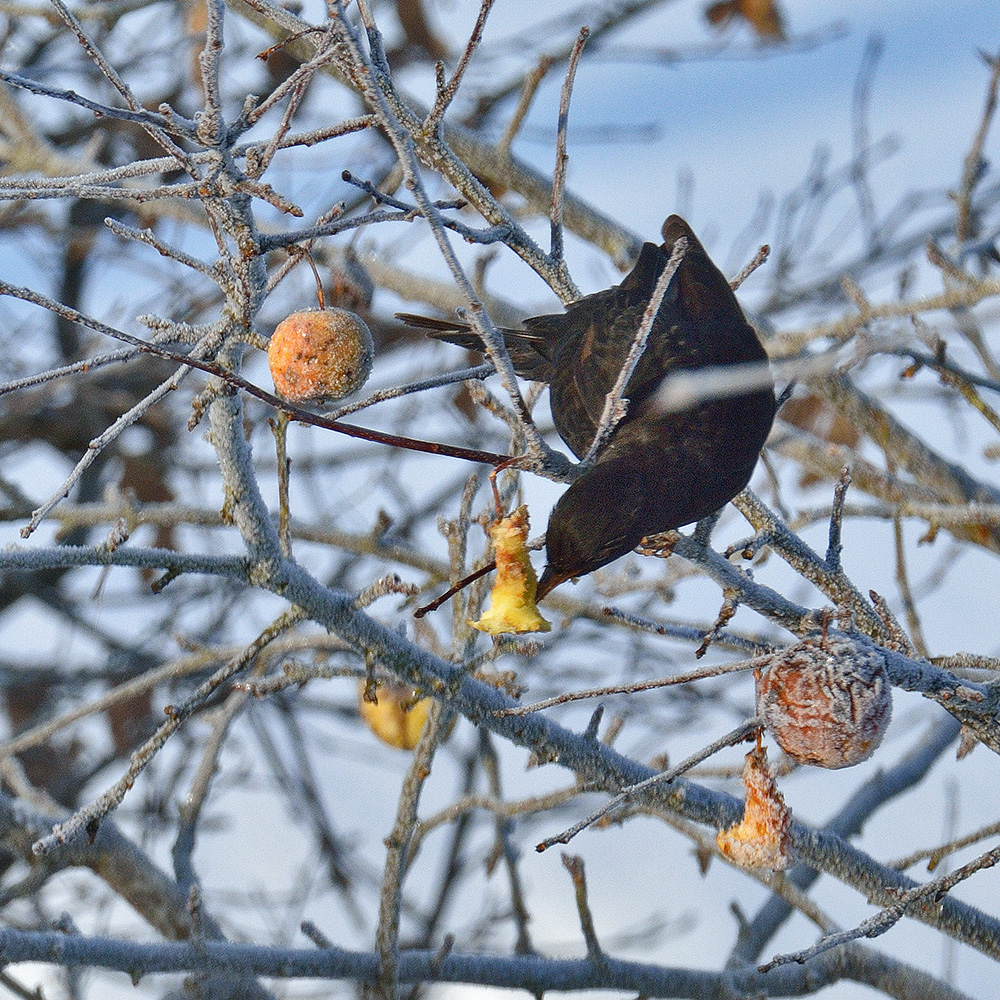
[635,528,682,560]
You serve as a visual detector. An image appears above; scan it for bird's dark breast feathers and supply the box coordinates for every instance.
[603,389,773,530]
[541,385,776,589]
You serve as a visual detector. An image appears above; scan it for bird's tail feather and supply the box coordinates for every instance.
[397,312,553,381]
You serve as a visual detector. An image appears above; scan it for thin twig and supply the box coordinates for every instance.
[423,0,497,136]
[760,841,1000,972]
[272,412,293,558]
[550,27,589,263]
[496,656,765,717]
[375,701,445,1000]
[561,854,606,965]
[825,465,851,572]
[536,719,762,852]
[886,455,930,658]
[22,360,202,537]
[104,217,219,279]
[498,54,555,154]
[891,817,1000,873]
[730,242,771,290]
[582,235,687,463]
[956,49,1000,242]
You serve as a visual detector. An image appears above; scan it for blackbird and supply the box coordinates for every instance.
[398,215,776,598]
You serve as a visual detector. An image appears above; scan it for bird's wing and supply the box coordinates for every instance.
[660,215,768,366]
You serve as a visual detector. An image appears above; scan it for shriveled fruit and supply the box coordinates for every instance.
[717,745,793,871]
[268,308,374,404]
[756,635,892,769]
[468,505,551,635]
[358,681,430,751]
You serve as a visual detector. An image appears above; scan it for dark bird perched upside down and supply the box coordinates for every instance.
[398,215,776,599]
